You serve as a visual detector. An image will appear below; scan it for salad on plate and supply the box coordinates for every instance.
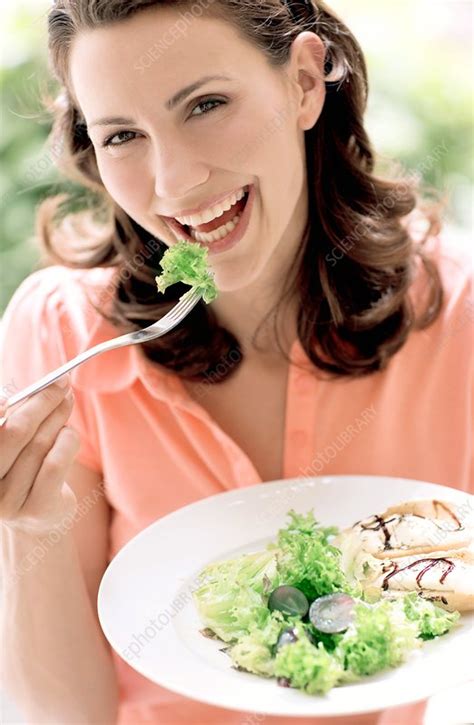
[193,500,472,696]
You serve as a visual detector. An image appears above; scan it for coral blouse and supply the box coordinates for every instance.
[1,232,472,725]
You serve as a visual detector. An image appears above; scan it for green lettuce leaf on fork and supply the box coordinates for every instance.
[155,239,218,303]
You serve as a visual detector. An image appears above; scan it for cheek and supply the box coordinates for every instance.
[233,98,293,171]
[97,155,151,213]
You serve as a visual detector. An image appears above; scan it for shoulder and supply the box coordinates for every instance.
[1,265,118,387]
[403,209,472,300]
[431,226,471,282]
[403,205,473,323]
[423,232,472,325]
[3,264,117,313]
[406,225,473,367]
[2,264,116,332]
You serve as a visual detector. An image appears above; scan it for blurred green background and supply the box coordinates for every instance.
[1,0,472,313]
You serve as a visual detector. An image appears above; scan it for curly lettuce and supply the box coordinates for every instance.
[402,591,460,639]
[193,509,462,696]
[274,631,344,695]
[193,550,279,642]
[193,510,352,642]
[334,598,420,677]
[155,240,217,303]
[228,610,286,677]
[272,510,361,600]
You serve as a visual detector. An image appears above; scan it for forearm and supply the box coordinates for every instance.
[1,524,118,724]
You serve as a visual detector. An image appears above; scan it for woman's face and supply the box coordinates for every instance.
[70,8,325,293]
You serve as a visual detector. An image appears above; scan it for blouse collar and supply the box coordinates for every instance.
[71,302,311,402]
[70,310,197,406]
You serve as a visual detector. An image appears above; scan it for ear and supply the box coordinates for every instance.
[288,31,327,131]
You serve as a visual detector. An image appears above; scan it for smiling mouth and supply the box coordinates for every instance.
[166,188,250,244]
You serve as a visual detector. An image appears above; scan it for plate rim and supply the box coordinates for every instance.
[98,474,473,717]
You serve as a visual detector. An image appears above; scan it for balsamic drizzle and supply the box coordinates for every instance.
[381,557,455,591]
[354,500,464,551]
[360,515,397,550]
[424,594,449,606]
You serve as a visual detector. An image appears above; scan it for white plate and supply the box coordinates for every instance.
[98,475,474,717]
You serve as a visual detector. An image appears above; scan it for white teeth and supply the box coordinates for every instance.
[175,187,246,227]
[190,214,241,243]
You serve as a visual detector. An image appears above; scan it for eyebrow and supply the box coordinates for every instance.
[89,74,233,128]
[165,74,233,110]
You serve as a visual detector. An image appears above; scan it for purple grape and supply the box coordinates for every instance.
[268,586,309,617]
[309,593,355,633]
[276,627,299,651]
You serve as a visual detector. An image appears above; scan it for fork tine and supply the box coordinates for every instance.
[131,288,201,341]
[148,290,192,327]
[174,289,201,318]
[162,289,201,325]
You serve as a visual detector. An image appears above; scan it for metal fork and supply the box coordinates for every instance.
[2,287,202,413]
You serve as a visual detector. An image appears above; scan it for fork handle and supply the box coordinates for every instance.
[2,286,202,417]
[3,336,131,412]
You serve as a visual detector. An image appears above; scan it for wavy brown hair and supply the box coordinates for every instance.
[38,0,444,383]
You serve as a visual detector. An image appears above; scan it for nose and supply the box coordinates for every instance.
[151,135,210,201]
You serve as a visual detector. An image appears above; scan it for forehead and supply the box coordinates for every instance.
[69,8,259,116]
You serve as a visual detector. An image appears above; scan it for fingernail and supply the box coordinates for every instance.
[57,374,70,388]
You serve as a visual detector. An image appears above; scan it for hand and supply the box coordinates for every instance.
[0,376,80,533]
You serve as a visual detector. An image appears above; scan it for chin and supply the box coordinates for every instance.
[208,256,265,294]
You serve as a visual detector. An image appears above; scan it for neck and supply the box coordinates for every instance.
[208,188,308,364]
[209,268,300,365]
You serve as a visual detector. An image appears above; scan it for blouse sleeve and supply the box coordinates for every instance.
[0,267,102,473]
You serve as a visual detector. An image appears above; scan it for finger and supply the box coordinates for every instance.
[19,425,81,517]
[0,393,75,517]
[0,377,71,478]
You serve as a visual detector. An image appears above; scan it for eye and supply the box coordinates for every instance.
[102,130,138,148]
[189,97,226,118]
[101,97,226,148]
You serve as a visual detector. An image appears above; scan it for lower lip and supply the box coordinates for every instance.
[165,185,255,256]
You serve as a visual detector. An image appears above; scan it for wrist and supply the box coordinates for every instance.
[1,517,77,592]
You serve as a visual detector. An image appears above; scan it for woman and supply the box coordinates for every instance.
[1,1,472,723]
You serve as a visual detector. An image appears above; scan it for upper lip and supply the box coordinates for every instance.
[161,184,250,219]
